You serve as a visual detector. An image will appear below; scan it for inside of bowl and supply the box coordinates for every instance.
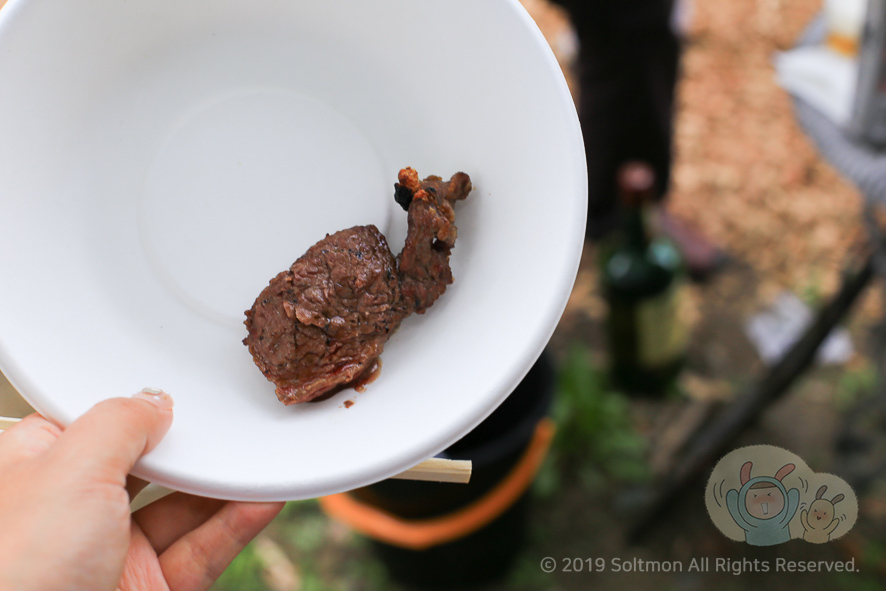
[0,0,586,500]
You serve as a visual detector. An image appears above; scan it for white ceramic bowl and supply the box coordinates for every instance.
[0,0,585,500]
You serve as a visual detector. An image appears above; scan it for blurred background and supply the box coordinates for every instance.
[3,0,886,589]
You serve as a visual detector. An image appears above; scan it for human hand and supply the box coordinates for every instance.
[0,390,284,591]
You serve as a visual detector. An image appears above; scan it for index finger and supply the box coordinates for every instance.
[0,413,62,471]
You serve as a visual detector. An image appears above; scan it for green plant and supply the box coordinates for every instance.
[211,542,269,591]
[799,269,826,309]
[240,498,394,591]
[536,344,650,496]
[835,360,877,410]
[285,512,329,553]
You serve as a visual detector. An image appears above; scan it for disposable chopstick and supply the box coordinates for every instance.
[132,458,471,510]
[390,458,472,484]
[0,416,21,431]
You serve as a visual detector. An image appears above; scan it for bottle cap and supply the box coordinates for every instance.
[618,162,656,207]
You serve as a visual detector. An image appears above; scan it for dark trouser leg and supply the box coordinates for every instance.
[552,0,680,239]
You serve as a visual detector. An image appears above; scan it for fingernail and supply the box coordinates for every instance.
[132,387,174,411]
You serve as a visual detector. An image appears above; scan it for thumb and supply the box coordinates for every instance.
[46,389,174,486]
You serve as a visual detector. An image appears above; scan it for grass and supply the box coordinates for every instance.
[834,358,877,410]
[213,542,271,591]
[536,344,651,496]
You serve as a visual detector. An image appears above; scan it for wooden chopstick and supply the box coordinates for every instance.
[0,416,21,431]
[391,458,472,483]
[131,457,472,511]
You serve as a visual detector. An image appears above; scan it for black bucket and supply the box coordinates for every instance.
[342,351,556,589]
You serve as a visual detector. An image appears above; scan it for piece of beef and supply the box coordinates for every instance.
[396,169,472,314]
[243,225,401,404]
[243,168,472,404]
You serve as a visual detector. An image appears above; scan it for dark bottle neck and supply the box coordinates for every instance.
[616,162,656,251]
[623,204,650,250]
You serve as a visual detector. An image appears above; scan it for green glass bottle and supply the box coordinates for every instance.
[601,162,687,395]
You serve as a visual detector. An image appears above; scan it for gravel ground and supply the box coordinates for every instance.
[669,0,872,305]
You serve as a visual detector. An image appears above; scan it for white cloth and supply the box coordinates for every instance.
[784,15,886,205]
[774,46,858,127]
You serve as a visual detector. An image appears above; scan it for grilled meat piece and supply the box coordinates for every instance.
[243,168,472,404]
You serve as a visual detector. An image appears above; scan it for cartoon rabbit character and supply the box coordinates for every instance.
[725,461,800,546]
[801,485,844,544]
